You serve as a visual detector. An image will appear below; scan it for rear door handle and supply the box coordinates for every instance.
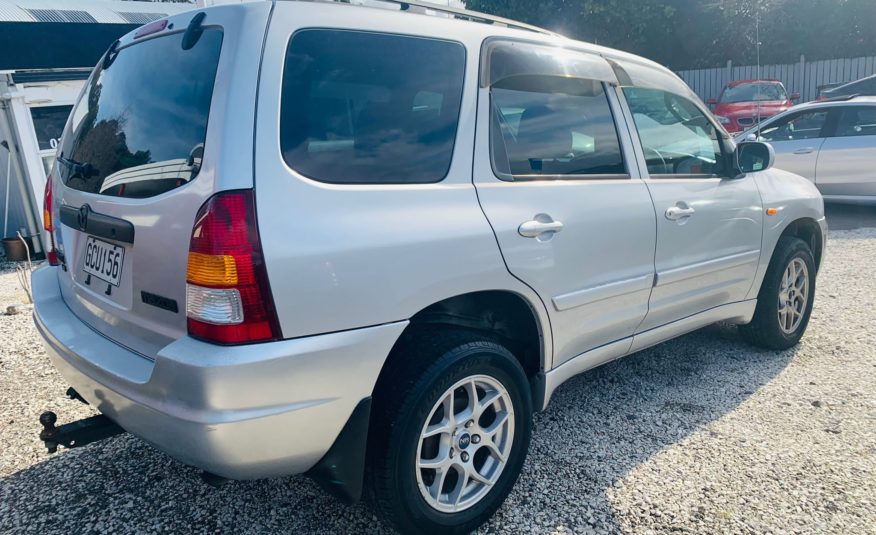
[665,205,696,221]
[518,218,564,238]
[793,147,815,154]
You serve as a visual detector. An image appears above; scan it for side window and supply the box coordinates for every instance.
[623,87,725,176]
[758,110,828,142]
[490,77,626,179]
[834,107,876,137]
[280,30,465,184]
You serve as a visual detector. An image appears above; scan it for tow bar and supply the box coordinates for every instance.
[38,388,126,454]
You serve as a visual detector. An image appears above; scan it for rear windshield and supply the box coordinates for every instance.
[280,30,466,184]
[57,29,223,198]
[719,82,787,103]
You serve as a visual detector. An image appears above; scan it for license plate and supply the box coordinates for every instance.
[83,236,125,287]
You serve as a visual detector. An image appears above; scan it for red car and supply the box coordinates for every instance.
[708,80,799,133]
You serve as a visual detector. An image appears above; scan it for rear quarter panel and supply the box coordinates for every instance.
[253,4,551,360]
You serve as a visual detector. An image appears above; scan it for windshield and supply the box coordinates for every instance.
[719,83,787,103]
[57,29,223,198]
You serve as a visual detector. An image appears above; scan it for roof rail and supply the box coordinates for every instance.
[305,0,559,37]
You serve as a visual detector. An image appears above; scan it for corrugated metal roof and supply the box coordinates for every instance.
[0,0,193,23]
[0,2,31,21]
[116,11,166,24]
[26,9,99,23]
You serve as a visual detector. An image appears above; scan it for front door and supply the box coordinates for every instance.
[755,108,831,182]
[472,41,657,368]
[620,86,763,332]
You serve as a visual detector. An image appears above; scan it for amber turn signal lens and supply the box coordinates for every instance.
[766,207,778,216]
[186,252,238,286]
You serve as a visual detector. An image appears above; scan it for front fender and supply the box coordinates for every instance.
[746,168,826,300]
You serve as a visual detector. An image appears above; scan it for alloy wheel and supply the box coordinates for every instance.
[415,374,515,513]
[777,257,809,334]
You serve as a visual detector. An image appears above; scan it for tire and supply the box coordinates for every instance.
[366,328,532,534]
[741,236,816,349]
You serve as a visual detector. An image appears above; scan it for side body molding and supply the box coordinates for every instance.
[655,249,761,286]
[552,274,654,312]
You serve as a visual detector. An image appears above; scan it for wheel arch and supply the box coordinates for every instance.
[374,290,550,411]
[748,215,826,301]
[778,217,824,271]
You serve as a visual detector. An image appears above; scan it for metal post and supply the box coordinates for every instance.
[2,140,10,238]
[799,55,806,101]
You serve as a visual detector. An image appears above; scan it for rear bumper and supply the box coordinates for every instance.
[32,266,407,479]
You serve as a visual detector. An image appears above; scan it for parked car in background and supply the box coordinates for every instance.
[816,82,846,100]
[817,74,876,101]
[708,79,799,133]
[738,96,876,203]
[32,2,827,533]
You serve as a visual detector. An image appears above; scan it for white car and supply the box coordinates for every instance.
[738,96,876,203]
[33,1,826,533]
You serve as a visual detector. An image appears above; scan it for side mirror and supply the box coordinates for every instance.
[790,92,801,101]
[744,133,757,142]
[735,141,775,176]
[707,98,717,107]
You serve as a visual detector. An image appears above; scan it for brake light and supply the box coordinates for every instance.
[185,190,281,345]
[43,178,59,266]
[134,19,167,39]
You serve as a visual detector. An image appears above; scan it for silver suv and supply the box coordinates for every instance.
[33,2,826,533]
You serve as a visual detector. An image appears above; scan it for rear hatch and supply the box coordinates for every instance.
[49,4,271,358]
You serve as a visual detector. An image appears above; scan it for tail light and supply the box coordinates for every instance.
[185,190,281,345]
[43,177,59,266]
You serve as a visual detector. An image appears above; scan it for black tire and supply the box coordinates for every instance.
[365,328,532,534]
[741,236,816,349]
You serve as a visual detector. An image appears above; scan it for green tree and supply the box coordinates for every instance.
[468,0,676,58]
[467,0,876,69]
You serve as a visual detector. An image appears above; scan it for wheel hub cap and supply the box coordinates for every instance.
[777,257,809,335]
[415,374,515,513]
[455,430,471,450]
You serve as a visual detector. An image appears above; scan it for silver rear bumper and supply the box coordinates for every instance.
[32,266,406,479]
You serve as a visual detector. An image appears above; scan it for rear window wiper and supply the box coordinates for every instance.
[57,154,99,179]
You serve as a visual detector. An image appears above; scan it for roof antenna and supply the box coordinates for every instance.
[755,7,762,139]
[182,12,207,50]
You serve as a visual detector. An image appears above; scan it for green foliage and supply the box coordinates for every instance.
[466,0,876,69]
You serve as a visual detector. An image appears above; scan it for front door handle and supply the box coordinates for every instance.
[518,217,564,238]
[665,205,696,221]
[793,147,815,154]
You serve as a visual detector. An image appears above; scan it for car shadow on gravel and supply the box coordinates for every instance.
[0,325,796,535]
[483,323,798,533]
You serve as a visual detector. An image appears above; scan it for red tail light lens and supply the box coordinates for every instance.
[185,190,281,344]
[43,177,59,266]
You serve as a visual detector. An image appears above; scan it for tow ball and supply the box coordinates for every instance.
[38,389,126,453]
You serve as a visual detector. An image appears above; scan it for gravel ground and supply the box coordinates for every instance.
[1,229,875,534]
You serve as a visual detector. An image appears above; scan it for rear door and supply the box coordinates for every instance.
[815,105,876,197]
[755,108,831,182]
[473,40,657,368]
[50,5,271,358]
[620,86,763,332]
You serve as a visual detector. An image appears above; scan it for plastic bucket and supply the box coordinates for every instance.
[2,237,33,262]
